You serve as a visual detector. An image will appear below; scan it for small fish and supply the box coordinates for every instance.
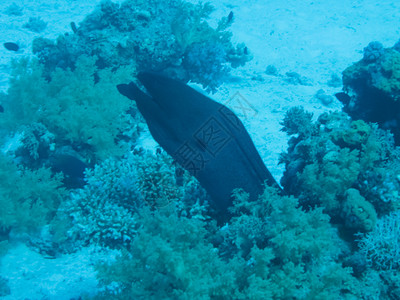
[70,22,77,33]
[335,92,351,105]
[0,105,4,113]
[227,11,234,23]
[3,42,19,52]
[50,154,87,188]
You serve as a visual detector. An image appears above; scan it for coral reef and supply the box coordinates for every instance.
[341,188,377,232]
[280,108,400,231]
[363,41,384,63]
[0,55,138,163]
[31,0,251,91]
[53,155,143,249]
[49,150,208,251]
[265,64,279,76]
[94,187,372,299]
[182,41,229,92]
[339,40,400,144]
[0,153,66,236]
[1,2,399,298]
[315,89,334,106]
[280,105,316,137]
[95,206,238,299]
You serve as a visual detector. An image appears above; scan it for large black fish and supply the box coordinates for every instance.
[118,72,281,211]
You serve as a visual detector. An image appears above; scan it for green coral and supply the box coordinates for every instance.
[335,119,371,147]
[373,49,400,96]
[343,48,400,100]
[342,188,377,232]
[95,206,241,299]
[0,153,66,235]
[281,108,400,230]
[280,106,316,137]
[1,55,136,161]
[299,147,361,214]
[94,187,366,299]
[32,0,251,91]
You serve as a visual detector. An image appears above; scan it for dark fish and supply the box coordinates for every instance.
[70,22,77,33]
[50,154,87,188]
[335,92,351,105]
[227,11,234,23]
[117,72,281,213]
[3,42,19,52]
[0,105,3,113]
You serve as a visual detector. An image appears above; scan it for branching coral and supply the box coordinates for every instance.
[132,150,183,209]
[357,212,400,270]
[182,41,229,92]
[51,149,208,251]
[340,41,400,144]
[53,154,143,249]
[280,106,316,137]
[132,149,210,219]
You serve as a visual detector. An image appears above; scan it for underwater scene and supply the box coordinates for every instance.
[1,0,400,299]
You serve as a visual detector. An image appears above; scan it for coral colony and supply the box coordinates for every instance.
[0,0,400,298]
